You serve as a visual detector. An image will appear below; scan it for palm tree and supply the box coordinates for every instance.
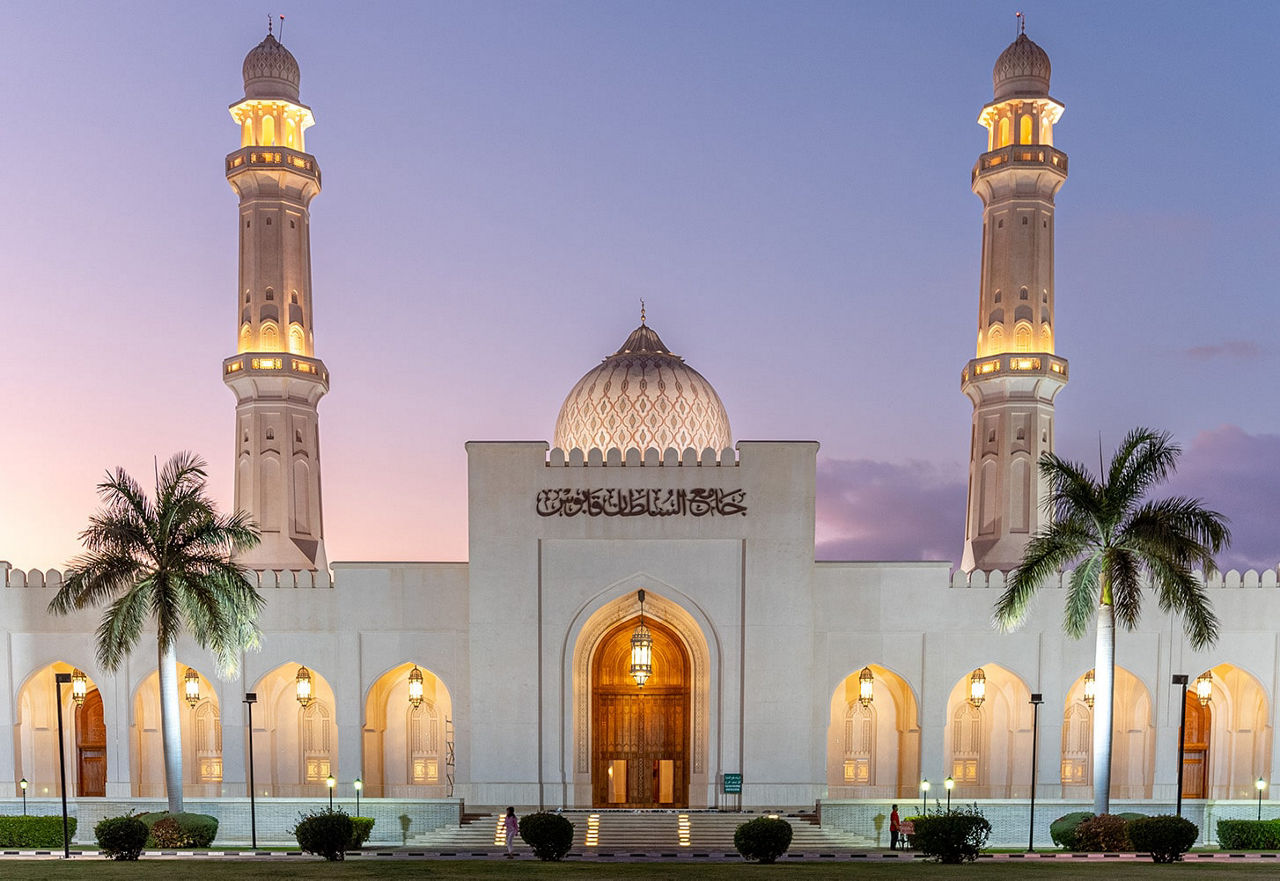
[48,452,263,813]
[994,428,1229,815]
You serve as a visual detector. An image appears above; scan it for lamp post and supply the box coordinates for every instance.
[1257,778,1267,821]
[244,692,258,849]
[920,778,930,816]
[19,778,27,816]
[1172,675,1189,817]
[354,777,363,816]
[1029,693,1044,853]
[327,774,336,810]
[944,777,954,811]
[54,672,72,860]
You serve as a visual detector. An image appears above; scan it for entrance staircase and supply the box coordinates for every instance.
[408,809,876,852]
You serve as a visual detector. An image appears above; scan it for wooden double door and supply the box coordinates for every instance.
[76,689,107,797]
[1181,691,1210,799]
[591,616,690,808]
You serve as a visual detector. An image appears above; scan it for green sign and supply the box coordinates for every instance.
[722,773,742,794]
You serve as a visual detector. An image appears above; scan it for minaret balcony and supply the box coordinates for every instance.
[962,352,1068,387]
[972,144,1067,185]
[224,352,329,386]
[225,146,321,187]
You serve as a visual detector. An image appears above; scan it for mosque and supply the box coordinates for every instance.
[2,28,1277,843]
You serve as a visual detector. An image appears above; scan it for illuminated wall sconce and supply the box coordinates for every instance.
[968,668,987,708]
[184,667,201,709]
[296,666,314,707]
[70,669,88,707]
[630,590,653,688]
[408,665,425,708]
[1195,671,1213,707]
[858,667,875,708]
[1083,669,1096,708]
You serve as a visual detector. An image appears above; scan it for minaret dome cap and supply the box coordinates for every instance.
[992,33,1050,100]
[243,33,301,102]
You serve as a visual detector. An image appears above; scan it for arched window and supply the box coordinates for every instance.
[241,117,253,147]
[998,117,1011,148]
[1040,324,1053,351]
[301,701,332,783]
[993,289,1002,304]
[843,702,875,785]
[290,290,299,305]
[260,113,275,147]
[285,117,297,149]
[951,703,982,784]
[239,323,252,353]
[265,287,275,301]
[987,325,1004,354]
[1015,324,1032,352]
[194,701,222,783]
[409,701,440,784]
[1061,701,1091,785]
[1020,114,1033,145]
[288,324,305,355]
[260,323,279,352]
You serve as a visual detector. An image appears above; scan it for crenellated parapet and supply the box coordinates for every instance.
[950,566,1280,590]
[1,561,334,589]
[546,446,738,467]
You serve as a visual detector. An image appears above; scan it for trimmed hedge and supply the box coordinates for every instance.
[908,807,992,863]
[1217,819,1280,850]
[136,812,219,848]
[518,812,575,862]
[1075,813,1133,852]
[292,809,355,861]
[1129,815,1198,863]
[733,817,793,864]
[0,815,77,848]
[1049,812,1092,849]
[95,814,149,861]
[349,817,375,849]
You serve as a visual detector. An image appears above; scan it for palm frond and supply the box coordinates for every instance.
[1106,428,1179,517]
[1105,548,1143,631]
[94,579,154,671]
[1063,554,1102,639]
[996,519,1092,629]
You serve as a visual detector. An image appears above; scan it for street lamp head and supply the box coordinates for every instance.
[1171,674,1189,686]
[354,778,363,791]
[326,774,336,789]
[944,777,955,790]
[55,672,72,684]
[1257,778,1267,792]
[920,779,931,792]
[1029,693,1043,705]
[19,778,27,790]
[244,692,257,704]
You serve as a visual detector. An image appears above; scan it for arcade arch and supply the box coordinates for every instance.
[1184,664,1272,799]
[249,663,338,797]
[131,668,222,798]
[15,662,105,798]
[361,663,453,797]
[826,665,920,798]
[1060,666,1153,799]
[942,663,1033,799]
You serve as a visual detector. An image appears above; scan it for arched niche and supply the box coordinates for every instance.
[570,587,712,808]
[249,662,338,797]
[1190,664,1272,799]
[131,667,222,798]
[15,662,105,797]
[361,662,453,798]
[943,663,1032,799]
[826,664,920,798]
[1060,666,1153,799]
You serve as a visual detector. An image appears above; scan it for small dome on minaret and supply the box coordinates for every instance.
[992,33,1051,100]
[243,33,301,102]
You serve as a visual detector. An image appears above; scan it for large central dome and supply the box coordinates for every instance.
[554,321,732,456]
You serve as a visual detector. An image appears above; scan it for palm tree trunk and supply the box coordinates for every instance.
[1092,599,1115,815]
[158,642,185,813]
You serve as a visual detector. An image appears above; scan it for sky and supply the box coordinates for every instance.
[1,2,1277,572]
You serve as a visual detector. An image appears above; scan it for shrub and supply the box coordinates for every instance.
[292,809,355,861]
[1050,812,1092,849]
[349,817,375,849]
[0,815,77,848]
[1074,813,1132,852]
[1217,819,1280,850]
[1129,814,1198,863]
[149,818,187,848]
[95,814,149,860]
[733,816,793,864]
[518,812,575,862]
[908,807,991,863]
[136,812,219,848]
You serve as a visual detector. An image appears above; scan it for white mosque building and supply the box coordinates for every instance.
[2,29,1278,844]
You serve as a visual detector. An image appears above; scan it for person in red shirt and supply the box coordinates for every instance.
[889,804,901,850]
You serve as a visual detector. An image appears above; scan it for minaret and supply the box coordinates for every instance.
[961,26,1069,573]
[222,29,329,571]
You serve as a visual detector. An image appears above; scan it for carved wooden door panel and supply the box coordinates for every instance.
[1181,692,1210,799]
[76,689,107,797]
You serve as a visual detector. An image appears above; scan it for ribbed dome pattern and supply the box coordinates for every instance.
[993,33,1051,99]
[554,322,732,455]
[243,34,301,101]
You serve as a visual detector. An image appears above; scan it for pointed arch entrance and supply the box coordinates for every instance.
[591,615,690,807]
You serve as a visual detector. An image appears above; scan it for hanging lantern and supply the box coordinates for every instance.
[70,669,88,707]
[184,667,201,708]
[295,666,314,707]
[858,667,875,708]
[408,665,425,708]
[968,668,986,708]
[1082,669,1096,708]
[629,590,654,688]
[1195,671,1213,707]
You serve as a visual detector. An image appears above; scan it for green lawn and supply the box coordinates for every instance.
[2,861,1280,880]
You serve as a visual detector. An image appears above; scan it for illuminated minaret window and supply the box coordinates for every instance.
[222,28,329,571]
[961,26,1069,573]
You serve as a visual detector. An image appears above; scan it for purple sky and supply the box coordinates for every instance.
[2,3,1276,572]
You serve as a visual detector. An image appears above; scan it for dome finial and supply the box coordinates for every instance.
[640,299,646,325]
[267,13,272,36]
[1016,10,1025,36]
